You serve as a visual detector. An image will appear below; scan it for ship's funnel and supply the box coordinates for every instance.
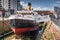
[27,3,32,11]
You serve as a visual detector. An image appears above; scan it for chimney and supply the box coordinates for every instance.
[27,3,32,11]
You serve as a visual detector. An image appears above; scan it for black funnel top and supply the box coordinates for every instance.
[28,3,31,6]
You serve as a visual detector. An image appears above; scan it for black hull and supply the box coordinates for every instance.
[9,19,36,28]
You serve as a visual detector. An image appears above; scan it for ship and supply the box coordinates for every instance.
[9,3,50,35]
[9,11,50,35]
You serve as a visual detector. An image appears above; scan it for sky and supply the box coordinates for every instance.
[20,0,60,10]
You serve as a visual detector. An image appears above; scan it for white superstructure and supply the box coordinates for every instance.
[9,11,51,23]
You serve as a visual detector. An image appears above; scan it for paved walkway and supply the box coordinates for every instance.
[51,18,60,34]
[52,18,60,27]
[41,21,60,40]
[0,17,9,21]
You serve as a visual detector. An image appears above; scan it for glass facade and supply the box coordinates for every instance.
[0,0,2,9]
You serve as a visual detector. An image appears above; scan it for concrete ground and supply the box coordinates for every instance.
[0,17,9,21]
[41,21,60,40]
[51,18,60,34]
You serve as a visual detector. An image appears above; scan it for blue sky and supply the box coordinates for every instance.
[20,0,60,10]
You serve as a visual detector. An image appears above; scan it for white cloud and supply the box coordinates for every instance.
[20,1,27,6]
[57,1,60,3]
[20,1,24,5]
[33,7,51,10]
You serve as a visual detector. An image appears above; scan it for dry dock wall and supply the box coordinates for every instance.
[41,21,60,40]
[0,20,11,34]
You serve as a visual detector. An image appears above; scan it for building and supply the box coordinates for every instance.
[54,6,60,18]
[0,0,21,17]
[35,10,53,15]
[0,0,3,9]
[0,0,21,11]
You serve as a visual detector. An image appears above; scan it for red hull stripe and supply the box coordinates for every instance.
[11,27,38,35]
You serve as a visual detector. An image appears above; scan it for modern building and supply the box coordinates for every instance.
[0,0,21,11]
[0,0,22,17]
[0,0,3,9]
[54,6,60,18]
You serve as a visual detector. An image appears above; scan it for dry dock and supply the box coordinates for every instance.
[0,17,60,40]
[4,21,60,40]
